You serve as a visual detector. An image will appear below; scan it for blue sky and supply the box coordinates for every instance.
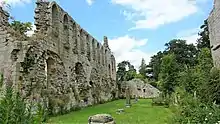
[2,0,214,69]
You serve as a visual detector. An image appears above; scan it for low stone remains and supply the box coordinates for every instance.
[116,109,124,114]
[208,0,220,68]
[0,0,117,114]
[120,79,160,99]
[88,114,116,124]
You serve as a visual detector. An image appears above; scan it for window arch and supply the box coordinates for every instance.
[86,35,91,61]
[92,39,96,61]
[80,29,85,54]
[63,14,70,49]
[52,4,59,37]
[97,43,101,64]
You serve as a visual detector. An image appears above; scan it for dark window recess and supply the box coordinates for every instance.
[83,98,88,103]
[213,44,220,51]
[89,81,93,86]
[137,88,141,91]
[143,89,146,92]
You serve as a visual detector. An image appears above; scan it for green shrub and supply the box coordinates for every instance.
[171,88,220,124]
[152,94,166,106]
[0,86,46,124]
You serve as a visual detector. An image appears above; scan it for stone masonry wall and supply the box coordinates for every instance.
[208,0,220,68]
[0,1,117,115]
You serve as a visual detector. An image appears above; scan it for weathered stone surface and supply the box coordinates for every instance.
[208,0,220,68]
[88,114,115,124]
[120,79,160,99]
[0,1,117,115]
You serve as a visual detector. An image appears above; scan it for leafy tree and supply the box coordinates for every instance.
[116,61,129,82]
[197,19,210,50]
[197,48,213,74]
[159,53,179,96]
[165,39,198,67]
[10,21,32,36]
[178,66,198,94]
[148,51,164,81]
[139,58,147,77]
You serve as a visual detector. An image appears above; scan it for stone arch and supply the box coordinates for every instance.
[111,55,115,75]
[105,49,108,67]
[97,43,101,64]
[52,4,59,36]
[80,29,85,54]
[108,64,111,77]
[72,22,78,54]
[92,39,96,61]
[101,46,105,66]
[63,14,70,50]
[51,3,60,53]
[46,57,56,88]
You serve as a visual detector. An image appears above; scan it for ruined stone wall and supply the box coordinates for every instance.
[0,0,117,115]
[208,0,220,68]
[120,79,160,99]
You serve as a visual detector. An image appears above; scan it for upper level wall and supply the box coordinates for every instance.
[208,0,220,68]
[34,1,116,79]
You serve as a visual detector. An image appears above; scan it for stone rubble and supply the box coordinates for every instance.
[88,114,116,124]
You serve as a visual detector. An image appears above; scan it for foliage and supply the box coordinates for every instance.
[10,21,32,35]
[165,39,198,67]
[0,86,46,124]
[152,93,166,106]
[116,61,137,82]
[172,88,220,124]
[200,67,220,104]
[147,51,164,81]
[177,66,199,94]
[197,19,211,50]
[159,53,179,96]
[197,48,213,74]
[9,21,33,40]
[139,58,147,78]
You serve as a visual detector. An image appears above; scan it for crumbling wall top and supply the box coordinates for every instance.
[0,7,9,27]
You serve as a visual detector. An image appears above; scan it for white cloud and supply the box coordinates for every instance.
[108,35,153,70]
[176,28,201,45]
[111,0,205,29]
[86,0,94,6]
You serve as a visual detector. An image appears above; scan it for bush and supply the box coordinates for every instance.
[0,86,46,124]
[171,88,220,124]
[152,94,167,106]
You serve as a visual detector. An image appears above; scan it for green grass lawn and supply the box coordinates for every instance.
[48,99,173,124]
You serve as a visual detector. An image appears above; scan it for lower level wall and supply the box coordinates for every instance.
[0,36,118,115]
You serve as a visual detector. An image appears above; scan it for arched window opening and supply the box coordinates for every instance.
[108,64,111,77]
[86,35,91,61]
[80,30,85,54]
[97,43,101,64]
[46,58,56,87]
[52,4,59,38]
[89,81,93,86]
[63,14,70,49]
[92,39,96,61]
[101,46,105,66]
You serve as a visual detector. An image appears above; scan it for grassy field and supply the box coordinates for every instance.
[48,99,173,124]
